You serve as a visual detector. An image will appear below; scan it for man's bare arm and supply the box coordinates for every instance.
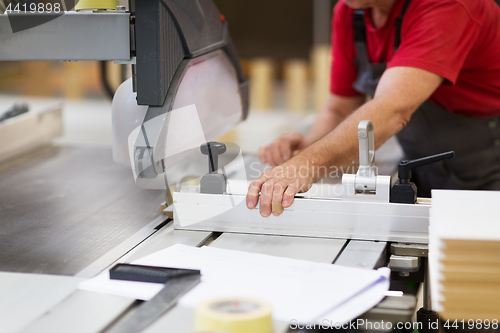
[303,94,365,146]
[247,66,444,217]
[259,94,365,167]
[307,66,444,168]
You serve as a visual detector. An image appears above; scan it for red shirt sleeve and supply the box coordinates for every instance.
[388,1,481,84]
[329,3,362,97]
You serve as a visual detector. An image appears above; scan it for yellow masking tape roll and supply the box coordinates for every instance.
[195,298,273,333]
[75,0,119,10]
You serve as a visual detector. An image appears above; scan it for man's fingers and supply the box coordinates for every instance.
[258,147,267,164]
[271,143,283,166]
[246,177,265,209]
[259,179,277,217]
[265,146,277,168]
[271,180,289,216]
[282,183,298,208]
[289,131,304,148]
[280,138,292,161]
[258,131,304,167]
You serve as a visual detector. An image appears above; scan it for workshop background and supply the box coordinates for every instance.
[0,0,335,152]
[2,1,499,331]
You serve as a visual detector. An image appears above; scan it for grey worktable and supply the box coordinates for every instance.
[13,222,391,333]
[1,145,414,333]
[0,145,165,275]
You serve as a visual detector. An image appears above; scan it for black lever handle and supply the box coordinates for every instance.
[391,151,455,204]
[398,151,455,184]
[200,142,226,173]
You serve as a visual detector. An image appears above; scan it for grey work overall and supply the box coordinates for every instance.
[352,0,500,197]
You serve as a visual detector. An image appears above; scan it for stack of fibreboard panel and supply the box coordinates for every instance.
[429,190,500,321]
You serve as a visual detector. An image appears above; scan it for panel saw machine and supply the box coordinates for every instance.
[117,1,453,321]
[0,0,457,329]
[172,120,453,245]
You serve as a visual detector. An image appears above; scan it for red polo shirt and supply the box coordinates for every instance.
[330,0,500,117]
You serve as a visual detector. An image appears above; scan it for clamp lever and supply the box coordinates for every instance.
[342,120,391,202]
[200,142,227,194]
[391,151,455,204]
[356,120,377,190]
[200,141,226,173]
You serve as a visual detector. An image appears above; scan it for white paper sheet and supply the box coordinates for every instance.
[79,244,389,324]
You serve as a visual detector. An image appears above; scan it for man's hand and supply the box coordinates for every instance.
[258,131,306,167]
[247,153,316,217]
[246,66,444,217]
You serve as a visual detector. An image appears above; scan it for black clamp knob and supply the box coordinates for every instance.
[200,141,226,173]
[391,151,455,204]
[200,142,227,194]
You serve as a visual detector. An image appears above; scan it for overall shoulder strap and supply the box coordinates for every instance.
[353,9,366,43]
[394,0,413,50]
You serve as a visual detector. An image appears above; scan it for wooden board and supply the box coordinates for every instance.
[0,105,62,163]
